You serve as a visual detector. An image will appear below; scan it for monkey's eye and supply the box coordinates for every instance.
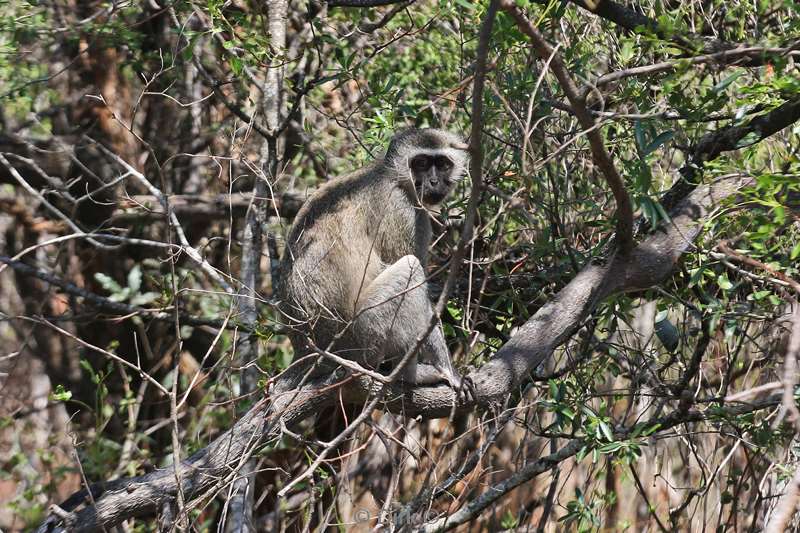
[410,155,432,173]
[434,156,453,172]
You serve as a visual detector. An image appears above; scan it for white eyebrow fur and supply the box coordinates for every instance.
[396,148,469,173]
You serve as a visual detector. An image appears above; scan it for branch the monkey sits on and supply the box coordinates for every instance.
[277,128,471,396]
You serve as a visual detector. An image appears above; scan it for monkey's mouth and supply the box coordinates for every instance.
[421,188,448,205]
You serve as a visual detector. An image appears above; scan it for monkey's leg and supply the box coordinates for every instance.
[353,255,464,389]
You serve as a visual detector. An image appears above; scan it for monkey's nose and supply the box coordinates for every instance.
[430,178,439,186]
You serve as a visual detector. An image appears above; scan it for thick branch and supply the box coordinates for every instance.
[659,96,800,210]
[692,97,800,163]
[446,174,749,414]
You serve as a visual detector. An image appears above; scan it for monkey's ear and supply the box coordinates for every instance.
[388,126,415,146]
[385,127,417,158]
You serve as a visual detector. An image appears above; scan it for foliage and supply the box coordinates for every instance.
[0,0,798,530]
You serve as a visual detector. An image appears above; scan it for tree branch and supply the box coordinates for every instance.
[34,8,800,526]
[327,0,413,7]
[223,0,288,529]
[421,393,782,531]
[0,255,244,331]
[500,0,634,253]
[692,97,800,164]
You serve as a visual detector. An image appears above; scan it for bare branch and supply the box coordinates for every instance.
[328,0,413,7]
[95,143,235,293]
[763,306,800,533]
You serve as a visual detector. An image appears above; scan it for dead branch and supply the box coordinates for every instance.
[421,394,783,531]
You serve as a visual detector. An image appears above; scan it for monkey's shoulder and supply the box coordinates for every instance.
[288,164,417,241]
[290,166,376,225]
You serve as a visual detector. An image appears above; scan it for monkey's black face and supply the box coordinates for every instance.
[410,154,457,205]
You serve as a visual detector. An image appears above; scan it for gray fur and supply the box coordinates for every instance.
[277,128,468,390]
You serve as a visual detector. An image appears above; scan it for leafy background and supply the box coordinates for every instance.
[0,0,799,530]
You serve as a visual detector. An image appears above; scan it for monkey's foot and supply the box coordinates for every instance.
[454,375,476,404]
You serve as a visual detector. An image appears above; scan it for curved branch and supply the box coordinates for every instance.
[500,1,634,253]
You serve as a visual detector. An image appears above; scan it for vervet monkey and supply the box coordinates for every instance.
[277,128,470,393]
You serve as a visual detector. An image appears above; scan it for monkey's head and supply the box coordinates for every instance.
[385,128,470,206]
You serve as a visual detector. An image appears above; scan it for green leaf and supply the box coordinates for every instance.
[50,384,72,402]
[599,421,614,442]
[108,287,131,303]
[643,130,674,156]
[127,265,142,293]
[94,272,122,294]
[619,41,635,63]
[712,72,744,94]
[642,423,661,436]
[500,510,518,529]
[130,292,159,306]
[752,290,772,300]
[230,56,243,76]
[559,406,576,420]
[599,442,623,453]
[717,274,733,290]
